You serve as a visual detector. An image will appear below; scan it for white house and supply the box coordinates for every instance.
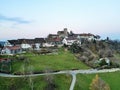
[21,43,32,50]
[43,43,54,47]
[62,36,81,46]
[1,46,22,55]
[79,33,95,41]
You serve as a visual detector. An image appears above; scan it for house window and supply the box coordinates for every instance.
[11,50,13,54]
[14,50,17,54]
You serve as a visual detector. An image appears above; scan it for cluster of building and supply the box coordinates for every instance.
[0,28,100,55]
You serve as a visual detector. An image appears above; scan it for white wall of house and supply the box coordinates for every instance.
[80,35,95,41]
[62,38,68,45]
[1,48,11,55]
[21,44,31,49]
[35,43,41,50]
[62,38,77,46]
[88,36,95,41]
[67,40,76,45]
[43,43,54,47]
[1,48,22,55]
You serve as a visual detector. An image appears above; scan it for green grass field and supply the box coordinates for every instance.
[75,71,120,90]
[1,48,120,90]
[0,71,120,90]
[0,74,71,90]
[11,48,89,73]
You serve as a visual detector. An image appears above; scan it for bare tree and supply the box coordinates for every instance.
[98,49,105,58]
[21,58,34,90]
[28,65,34,90]
[44,68,56,90]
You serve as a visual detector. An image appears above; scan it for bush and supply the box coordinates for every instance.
[69,43,82,53]
[88,55,95,61]
[99,59,107,66]
[105,49,113,57]
[79,56,89,62]
[17,55,27,61]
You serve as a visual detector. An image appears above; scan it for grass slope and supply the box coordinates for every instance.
[12,48,89,73]
[0,74,71,90]
[75,71,120,90]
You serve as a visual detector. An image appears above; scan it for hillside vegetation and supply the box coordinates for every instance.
[69,39,120,69]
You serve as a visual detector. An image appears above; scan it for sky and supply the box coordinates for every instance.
[0,0,120,40]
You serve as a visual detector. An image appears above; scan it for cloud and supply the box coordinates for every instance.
[0,14,31,24]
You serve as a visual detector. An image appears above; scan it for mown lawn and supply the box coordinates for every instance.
[1,71,120,90]
[75,71,120,90]
[12,48,89,73]
[0,74,71,90]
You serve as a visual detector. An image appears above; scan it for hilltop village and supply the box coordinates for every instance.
[0,28,100,55]
[0,28,120,70]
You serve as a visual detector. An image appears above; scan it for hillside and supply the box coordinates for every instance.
[10,48,89,74]
[68,39,120,69]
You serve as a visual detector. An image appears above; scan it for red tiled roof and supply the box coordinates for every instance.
[3,46,21,50]
[54,37,61,42]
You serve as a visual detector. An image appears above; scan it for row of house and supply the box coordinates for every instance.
[0,38,46,55]
[0,28,100,55]
[0,41,22,55]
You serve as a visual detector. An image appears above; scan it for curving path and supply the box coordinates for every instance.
[0,68,120,90]
[68,68,120,90]
[69,72,76,90]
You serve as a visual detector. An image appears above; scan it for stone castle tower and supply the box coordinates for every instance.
[63,28,68,36]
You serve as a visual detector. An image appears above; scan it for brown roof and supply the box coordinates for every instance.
[9,38,46,45]
[34,38,46,43]
[66,36,77,40]
[57,31,64,34]
[80,33,94,36]
[46,37,61,42]
[3,46,21,50]
[48,34,59,38]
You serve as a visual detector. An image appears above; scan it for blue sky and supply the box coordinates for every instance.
[0,0,120,40]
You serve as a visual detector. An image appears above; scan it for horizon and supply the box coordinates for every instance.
[0,0,120,40]
[0,31,119,41]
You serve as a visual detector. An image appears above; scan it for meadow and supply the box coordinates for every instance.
[11,48,89,73]
[75,71,120,90]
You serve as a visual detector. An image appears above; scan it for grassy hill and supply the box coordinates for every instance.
[1,47,120,90]
[11,48,89,74]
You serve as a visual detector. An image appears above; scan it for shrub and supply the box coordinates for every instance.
[105,49,113,57]
[99,59,107,66]
[98,50,105,58]
[79,55,89,62]
[69,43,82,53]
